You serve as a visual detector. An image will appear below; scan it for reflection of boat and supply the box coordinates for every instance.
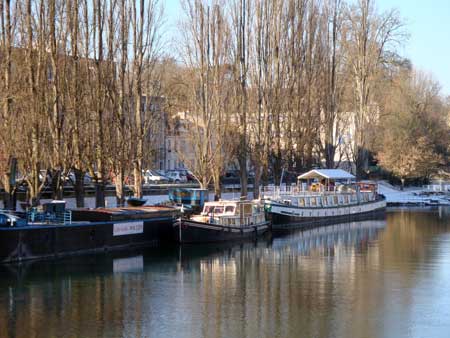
[261,169,386,226]
[126,197,147,207]
[272,219,386,255]
[173,200,270,243]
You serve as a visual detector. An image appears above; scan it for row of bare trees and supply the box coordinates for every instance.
[1,0,449,208]
[173,0,447,198]
[0,0,164,208]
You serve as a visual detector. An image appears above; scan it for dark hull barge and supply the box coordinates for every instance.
[173,219,270,243]
[266,198,386,229]
[173,199,271,243]
[261,169,387,229]
[0,206,178,264]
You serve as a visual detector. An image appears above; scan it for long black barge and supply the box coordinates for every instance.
[0,206,178,264]
[270,209,387,232]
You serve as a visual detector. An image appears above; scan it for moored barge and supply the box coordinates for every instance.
[262,169,386,227]
[173,199,270,243]
[0,202,178,263]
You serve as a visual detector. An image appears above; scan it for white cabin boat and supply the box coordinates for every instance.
[261,169,386,225]
[173,200,270,243]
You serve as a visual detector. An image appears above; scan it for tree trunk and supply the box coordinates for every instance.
[212,170,221,201]
[253,164,262,199]
[95,179,106,208]
[115,170,125,207]
[94,0,106,208]
[133,164,143,199]
[2,179,16,210]
[356,146,368,178]
[50,169,63,200]
[239,155,248,198]
[73,168,85,208]
[29,159,40,207]
[325,142,336,169]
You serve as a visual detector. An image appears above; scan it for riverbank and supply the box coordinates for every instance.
[378,181,450,206]
[0,184,255,211]
[4,179,449,211]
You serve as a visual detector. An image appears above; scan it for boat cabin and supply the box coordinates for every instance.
[261,169,379,207]
[297,169,356,192]
[192,200,265,227]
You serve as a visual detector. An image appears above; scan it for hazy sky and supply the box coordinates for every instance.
[164,0,450,96]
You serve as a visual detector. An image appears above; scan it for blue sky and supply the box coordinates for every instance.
[378,0,450,95]
[163,0,450,96]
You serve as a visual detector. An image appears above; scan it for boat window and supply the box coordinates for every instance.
[299,198,305,206]
[225,205,235,214]
[322,197,327,206]
[214,206,224,214]
[334,196,339,204]
[203,205,214,214]
[311,198,317,206]
[243,204,252,216]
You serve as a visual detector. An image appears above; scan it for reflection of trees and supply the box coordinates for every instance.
[178,213,450,338]
[0,255,150,338]
[380,210,449,269]
[171,220,387,338]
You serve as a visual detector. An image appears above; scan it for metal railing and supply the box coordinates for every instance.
[260,185,358,198]
[27,210,72,225]
[424,184,450,193]
[261,185,377,206]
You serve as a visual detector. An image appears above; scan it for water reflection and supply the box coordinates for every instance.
[1,209,450,338]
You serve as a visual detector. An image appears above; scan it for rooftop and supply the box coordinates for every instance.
[297,169,355,180]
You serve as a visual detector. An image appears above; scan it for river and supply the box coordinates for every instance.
[1,207,450,338]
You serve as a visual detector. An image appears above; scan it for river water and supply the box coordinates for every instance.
[1,207,450,338]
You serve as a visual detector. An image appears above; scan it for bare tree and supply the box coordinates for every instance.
[129,0,163,198]
[0,0,17,209]
[344,0,403,177]
[228,0,252,196]
[177,0,231,191]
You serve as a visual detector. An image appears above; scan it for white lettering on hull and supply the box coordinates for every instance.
[113,221,144,236]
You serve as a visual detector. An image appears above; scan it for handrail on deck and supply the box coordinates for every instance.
[27,209,73,225]
[260,185,377,205]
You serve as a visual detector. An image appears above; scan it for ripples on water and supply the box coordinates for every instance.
[1,207,450,338]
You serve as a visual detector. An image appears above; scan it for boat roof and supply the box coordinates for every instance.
[298,169,355,180]
[204,199,253,205]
